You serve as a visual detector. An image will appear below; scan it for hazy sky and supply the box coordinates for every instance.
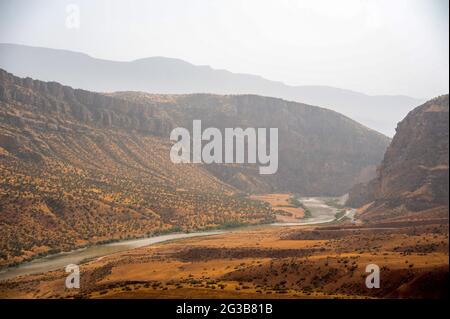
[0,0,448,98]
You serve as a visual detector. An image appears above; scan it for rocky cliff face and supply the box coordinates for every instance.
[347,95,449,221]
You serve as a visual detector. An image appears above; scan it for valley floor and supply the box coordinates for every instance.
[0,211,448,299]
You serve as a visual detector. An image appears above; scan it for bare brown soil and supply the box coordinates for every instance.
[0,216,447,299]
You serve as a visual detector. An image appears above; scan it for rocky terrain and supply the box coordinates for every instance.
[0,69,390,267]
[111,91,389,195]
[347,95,449,222]
[0,68,447,298]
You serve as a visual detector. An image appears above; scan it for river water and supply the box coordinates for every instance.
[0,197,345,281]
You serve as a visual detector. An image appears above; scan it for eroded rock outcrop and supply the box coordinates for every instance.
[347,95,449,221]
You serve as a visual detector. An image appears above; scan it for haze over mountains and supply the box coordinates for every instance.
[0,43,425,136]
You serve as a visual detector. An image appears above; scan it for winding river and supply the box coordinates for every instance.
[0,197,351,281]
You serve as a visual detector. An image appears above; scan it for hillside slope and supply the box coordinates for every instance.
[347,95,449,222]
[0,69,390,266]
[111,92,390,195]
[0,69,273,267]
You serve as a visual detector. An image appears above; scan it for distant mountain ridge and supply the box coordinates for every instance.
[0,43,425,136]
